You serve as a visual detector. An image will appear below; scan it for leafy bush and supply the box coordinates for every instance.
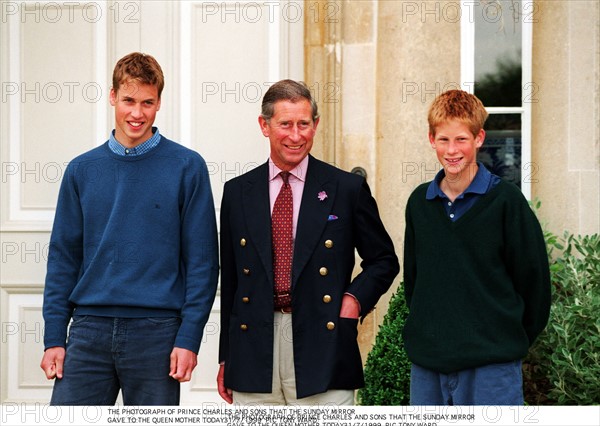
[523,232,600,405]
[357,285,411,405]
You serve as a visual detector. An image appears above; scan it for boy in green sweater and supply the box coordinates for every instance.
[403,90,551,405]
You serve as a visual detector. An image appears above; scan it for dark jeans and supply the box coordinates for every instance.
[50,316,181,405]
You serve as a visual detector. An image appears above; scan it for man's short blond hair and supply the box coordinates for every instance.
[112,52,164,98]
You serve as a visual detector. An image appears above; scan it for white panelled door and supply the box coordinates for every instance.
[0,0,303,404]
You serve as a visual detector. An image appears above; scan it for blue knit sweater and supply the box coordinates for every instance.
[43,137,219,353]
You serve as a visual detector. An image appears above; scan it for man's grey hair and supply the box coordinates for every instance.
[261,79,319,123]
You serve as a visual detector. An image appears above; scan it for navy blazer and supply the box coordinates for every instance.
[219,155,399,398]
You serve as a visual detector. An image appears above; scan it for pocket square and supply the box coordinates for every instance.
[328,215,338,221]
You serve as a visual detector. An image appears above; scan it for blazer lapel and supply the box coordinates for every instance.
[292,156,336,288]
[242,162,273,283]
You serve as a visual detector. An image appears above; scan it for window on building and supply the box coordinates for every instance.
[461,0,535,198]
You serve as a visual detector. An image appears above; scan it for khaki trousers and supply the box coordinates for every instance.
[233,312,355,406]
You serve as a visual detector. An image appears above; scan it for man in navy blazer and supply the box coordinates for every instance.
[217,80,399,405]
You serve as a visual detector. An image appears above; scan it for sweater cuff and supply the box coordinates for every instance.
[174,335,201,354]
[43,323,68,350]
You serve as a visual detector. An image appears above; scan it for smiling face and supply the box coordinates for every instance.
[110,80,161,148]
[429,119,485,183]
[259,99,319,171]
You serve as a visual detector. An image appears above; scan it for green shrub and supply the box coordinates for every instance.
[357,285,411,405]
[523,232,600,405]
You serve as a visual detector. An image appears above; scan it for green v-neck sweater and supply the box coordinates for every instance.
[402,180,551,374]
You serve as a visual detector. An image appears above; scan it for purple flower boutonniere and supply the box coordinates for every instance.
[318,191,328,201]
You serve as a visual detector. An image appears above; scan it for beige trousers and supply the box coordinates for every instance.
[233,312,355,406]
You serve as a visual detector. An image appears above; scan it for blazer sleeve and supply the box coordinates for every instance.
[346,178,400,317]
[218,180,236,363]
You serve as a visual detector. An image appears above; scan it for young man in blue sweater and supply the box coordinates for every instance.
[40,52,219,405]
[403,90,551,405]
